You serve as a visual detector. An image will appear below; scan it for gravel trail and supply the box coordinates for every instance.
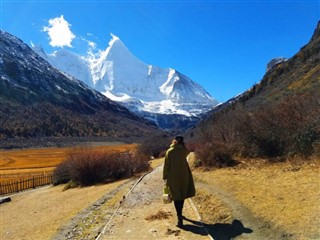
[97,165,210,240]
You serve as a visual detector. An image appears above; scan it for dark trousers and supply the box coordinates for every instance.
[174,200,185,217]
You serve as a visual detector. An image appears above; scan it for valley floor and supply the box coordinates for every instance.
[0,155,319,240]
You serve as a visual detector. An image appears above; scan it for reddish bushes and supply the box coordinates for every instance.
[53,148,150,186]
[195,142,237,168]
[237,93,320,157]
[194,92,319,167]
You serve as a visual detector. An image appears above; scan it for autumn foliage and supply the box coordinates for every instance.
[53,147,150,186]
[193,91,319,166]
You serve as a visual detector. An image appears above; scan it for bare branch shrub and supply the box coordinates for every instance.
[53,147,150,186]
[237,93,320,157]
[195,141,237,168]
[195,91,319,165]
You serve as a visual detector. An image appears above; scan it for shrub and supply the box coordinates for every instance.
[194,91,319,163]
[195,142,237,168]
[225,92,319,158]
[293,127,318,156]
[53,147,150,186]
[53,159,73,185]
[237,109,285,157]
[137,133,171,158]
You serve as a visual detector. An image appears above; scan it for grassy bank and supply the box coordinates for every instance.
[191,156,320,239]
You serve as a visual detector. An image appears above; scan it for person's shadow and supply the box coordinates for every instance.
[182,216,253,240]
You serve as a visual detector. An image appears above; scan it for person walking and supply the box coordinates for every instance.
[163,135,196,228]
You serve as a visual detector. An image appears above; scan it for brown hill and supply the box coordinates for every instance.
[189,21,320,160]
[238,21,319,108]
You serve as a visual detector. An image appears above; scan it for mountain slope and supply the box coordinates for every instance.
[0,30,160,140]
[207,21,320,116]
[189,21,320,157]
[237,21,320,110]
[33,34,218,129]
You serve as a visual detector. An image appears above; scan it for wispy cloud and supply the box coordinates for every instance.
[87,40,96,49]
[43,15,75,48]
[80,36,96,49]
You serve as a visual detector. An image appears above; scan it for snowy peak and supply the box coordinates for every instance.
[105,34,133,60]
[32,33,219,129]
[32,45,93,87]
[160,69,213,104]
[89,33,149,94]
[0,30,158,139]
[49,49,91,85]
[95,34,143,67]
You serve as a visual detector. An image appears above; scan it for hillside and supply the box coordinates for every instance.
[237,21,320,109]
[189,21,320,159]
[0,30,160,142]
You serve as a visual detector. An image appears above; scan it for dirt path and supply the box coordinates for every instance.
[0,180,129,240]
[97,165,209,240]
[194,181,292,240]
[51,163,284,240]
[92,163,291,240]
[52,179,137,240]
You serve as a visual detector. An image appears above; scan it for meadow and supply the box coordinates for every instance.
[190,155,320,239]
[0,144,138,183]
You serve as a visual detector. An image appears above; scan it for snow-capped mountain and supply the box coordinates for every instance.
[0,30,158,139]
[33,34,218,129]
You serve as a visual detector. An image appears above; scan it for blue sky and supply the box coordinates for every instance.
[1,1,319,102]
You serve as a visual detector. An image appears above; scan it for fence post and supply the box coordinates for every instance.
[0,173,54,196]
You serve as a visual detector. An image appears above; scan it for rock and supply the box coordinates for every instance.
[266,57,287,72]
[0,197,11,204]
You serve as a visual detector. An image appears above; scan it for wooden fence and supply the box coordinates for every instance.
[0,174,53,196]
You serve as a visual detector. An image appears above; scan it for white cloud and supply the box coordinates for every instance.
[87,40,96,49]
[43,15,75,48]
[78,36,97,56]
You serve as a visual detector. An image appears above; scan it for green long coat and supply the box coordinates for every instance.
[163,143,196,201]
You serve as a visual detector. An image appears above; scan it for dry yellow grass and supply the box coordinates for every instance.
[288,64,320,90]
[192,156,320,239]
[149,157,164,169]
[0,179,128,240]
[0,144,138,182]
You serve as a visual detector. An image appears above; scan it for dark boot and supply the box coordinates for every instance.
[177,215,183,228]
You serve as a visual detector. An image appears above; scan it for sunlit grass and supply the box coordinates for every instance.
[0,144,138,182]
